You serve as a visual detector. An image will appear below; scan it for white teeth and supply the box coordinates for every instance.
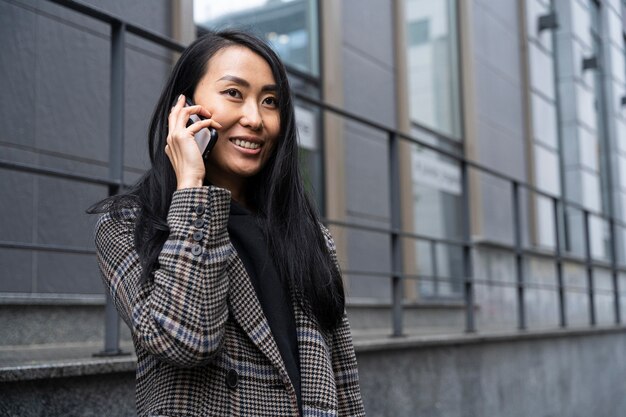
[234,139,260,149]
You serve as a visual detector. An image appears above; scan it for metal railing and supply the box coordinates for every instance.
[1,0,625,356]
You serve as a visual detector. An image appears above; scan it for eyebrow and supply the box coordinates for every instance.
[217,75,277,93]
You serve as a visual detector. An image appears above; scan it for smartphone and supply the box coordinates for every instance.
[185,98,218,160]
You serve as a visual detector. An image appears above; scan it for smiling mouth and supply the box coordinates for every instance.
[230,138,262,150]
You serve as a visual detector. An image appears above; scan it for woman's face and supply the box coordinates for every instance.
[192,45,281,185]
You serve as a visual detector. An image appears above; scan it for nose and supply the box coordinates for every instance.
[239,102,264,131]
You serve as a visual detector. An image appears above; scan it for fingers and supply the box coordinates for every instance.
[168,94,218,131]
[175,104,211,130]
[167,94,185,135]
[168,94,221,139]
[187,117,222,134]
[168,95,203,132]
[165,95,208,187]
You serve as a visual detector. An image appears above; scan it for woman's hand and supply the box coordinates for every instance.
[165,94,222,190]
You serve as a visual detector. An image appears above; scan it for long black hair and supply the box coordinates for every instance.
[87,29,345,332]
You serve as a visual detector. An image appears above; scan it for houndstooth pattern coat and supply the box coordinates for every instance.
[94,186,365,417]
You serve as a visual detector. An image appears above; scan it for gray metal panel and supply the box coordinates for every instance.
[342,119,392,299]
[345,228,392,300]
[342,46,397,128]
[344,122,391,222]
[471,0,527,249]
[340,0,395,303]
[476,0,520,29]
[80,0,172,35]
[0,1,38,149]
[472,60,525,158]
[37,153,110,179]
[34,10,111,163]
[0,1,175,297]
[123,44,172,172]
[0,250,34,293]
[473,1,522,86]
[341,0,395,68]
[477,174,515,245]
[340,39,394,298]
[0,171,35,243]
[475,118,526,180]
[36,252,101,293]
[35,178,101,248]
[35,0,171,36]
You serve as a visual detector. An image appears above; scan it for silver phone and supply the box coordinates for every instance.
[185,98,218,160]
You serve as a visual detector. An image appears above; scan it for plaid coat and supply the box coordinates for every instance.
[94,186,365,417]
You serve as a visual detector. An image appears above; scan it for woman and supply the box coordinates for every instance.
[89,29,365,416]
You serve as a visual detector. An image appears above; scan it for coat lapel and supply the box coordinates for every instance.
[227,251,338,415]
[226,254,294,390]
[292,294,338,414]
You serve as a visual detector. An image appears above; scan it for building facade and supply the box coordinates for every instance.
[1,0,626,416]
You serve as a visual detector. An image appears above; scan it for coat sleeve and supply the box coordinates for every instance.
[94,186,233,367]
[321,225,366,417]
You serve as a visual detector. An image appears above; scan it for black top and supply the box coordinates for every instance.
[227,200,302,414]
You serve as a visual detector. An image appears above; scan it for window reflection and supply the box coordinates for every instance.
[193,0,319,76]
[405,0,461,139]
[405,0,463,299]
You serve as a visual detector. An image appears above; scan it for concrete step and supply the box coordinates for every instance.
[0,341,137,417]
[0,341,135,369]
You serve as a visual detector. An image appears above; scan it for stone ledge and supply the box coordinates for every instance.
[346,297,471,310]
[0,356,136,383]
[2,326,625,382]
[0,294,470,309]
[0,293,106,306]
[354,325,626,352]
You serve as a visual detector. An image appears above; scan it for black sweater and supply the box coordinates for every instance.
[227,200,302,414]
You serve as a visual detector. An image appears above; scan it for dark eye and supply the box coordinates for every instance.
[224,88,241,98]
[263,97,278,107]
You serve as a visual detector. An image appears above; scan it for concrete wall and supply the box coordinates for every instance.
[358,329,626,417]
[2,329,624,417]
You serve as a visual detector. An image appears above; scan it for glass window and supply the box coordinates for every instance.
[534,144,561,195]
[529,42,556,100]
[404,0,463,299]
[526,0,553,51]
[573,38,594,87]
[531,94,558,149]
[616,119,626,154]
[589,214,609,260]
[607,5,622,45]
[618,155,626,188]
[409,137,464,299]
[405,0,461,140]
[536,195,556,249]
[577,127,598,171]
[193,0,319,76]
[582,169,601,212]
[572,0,592,48]
[576,83,597,131]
